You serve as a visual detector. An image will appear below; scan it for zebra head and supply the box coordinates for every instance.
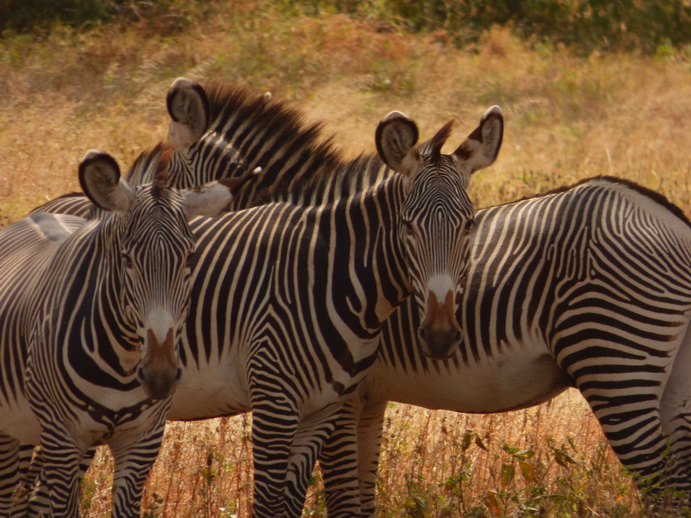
[376,106,503,359]
[78,150,244,400]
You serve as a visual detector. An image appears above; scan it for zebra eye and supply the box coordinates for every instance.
[186,251,196,269]
[122,252,134,270]
[463,220,474,234]
[404,221,416,238]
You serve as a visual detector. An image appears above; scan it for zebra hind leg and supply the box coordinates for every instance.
[0,434,22,515]
[658,321,691,509]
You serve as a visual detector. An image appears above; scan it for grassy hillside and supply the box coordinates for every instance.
[1,1,690,516]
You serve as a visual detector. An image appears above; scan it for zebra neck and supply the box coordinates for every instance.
[334,176,411,329]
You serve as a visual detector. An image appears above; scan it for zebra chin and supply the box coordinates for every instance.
[136,328,183,400]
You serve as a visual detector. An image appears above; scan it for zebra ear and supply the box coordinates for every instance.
[375,111,421,177]
[79,150,136,214]
[453,105,503,175]
[166,77,210,147]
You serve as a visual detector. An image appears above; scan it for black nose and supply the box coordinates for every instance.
[417,327,462,360]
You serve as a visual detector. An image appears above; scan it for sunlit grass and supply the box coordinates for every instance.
[1,2,690,516]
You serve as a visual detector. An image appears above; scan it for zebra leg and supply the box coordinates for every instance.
[0,433,21,514]
[557,334,682,495]
[33,432,84,517]
[356,400,388,516]
[251,394,298,518]
[320,397,388,517]
[27,446,97,517]
[320,398,364,516]
[660,322,691,491]
[108,423,167,518]
[283,402,341,517]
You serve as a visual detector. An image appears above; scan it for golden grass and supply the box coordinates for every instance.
[80,390,641,517]
[1,2,690,516]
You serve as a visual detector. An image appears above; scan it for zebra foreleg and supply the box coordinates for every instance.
[108,418,168,518]
[251,393,299,518]
[284,402,342,517]
[32,429,84,517]
[19,445,96,516]
[320,397,388,518]
[320,399,364,517]
[356,400,388,517]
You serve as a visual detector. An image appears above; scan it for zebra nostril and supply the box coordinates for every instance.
[174,368,183,383]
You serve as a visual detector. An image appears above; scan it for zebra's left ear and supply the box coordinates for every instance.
[375,111,422,177]
[182,176,251,219]
[453,105,504,175]
[79,150,136,214]
[166,77,211,148]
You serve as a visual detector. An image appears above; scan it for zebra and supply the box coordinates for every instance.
[32,78,340,220]
[154,79,691,512]
[314,176,691,515]
[0,148,244,516]
[20,99,504,516]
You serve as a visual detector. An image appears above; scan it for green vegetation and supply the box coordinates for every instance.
[2,0,689,54]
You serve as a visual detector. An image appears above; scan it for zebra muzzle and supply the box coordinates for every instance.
[418,289,462,360]
[136,328,182,400]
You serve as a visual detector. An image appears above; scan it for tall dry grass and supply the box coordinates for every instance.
[0,2,690,516]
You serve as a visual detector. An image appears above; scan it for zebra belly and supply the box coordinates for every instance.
[361,350,573,413]
[168,361,250,420]
[0,399,40,445]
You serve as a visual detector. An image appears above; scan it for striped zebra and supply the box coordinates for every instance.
[0,149,242,516]
[316,176,691,515]
[31,78,337,219]
[154,79,691,511]
[20,96,504,516]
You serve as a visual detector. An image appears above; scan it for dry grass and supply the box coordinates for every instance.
[81,390,640,517]
[1,2,690,516]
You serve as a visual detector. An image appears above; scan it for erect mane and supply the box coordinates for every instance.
[262,152,394,206]
[200,81,390,205]
[127,142,173,198]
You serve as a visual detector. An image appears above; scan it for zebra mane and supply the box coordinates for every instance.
[515,175,691,228]
[200,81,390,206]
[262,153,392,205]
[127,142,173,198]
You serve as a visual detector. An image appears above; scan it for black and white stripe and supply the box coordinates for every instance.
[0,149,238,516]
[320,177,691,515]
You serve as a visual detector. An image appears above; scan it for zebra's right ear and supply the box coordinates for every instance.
[79,150,136,214]
[375,111,421,177]
[166,77,210,147]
